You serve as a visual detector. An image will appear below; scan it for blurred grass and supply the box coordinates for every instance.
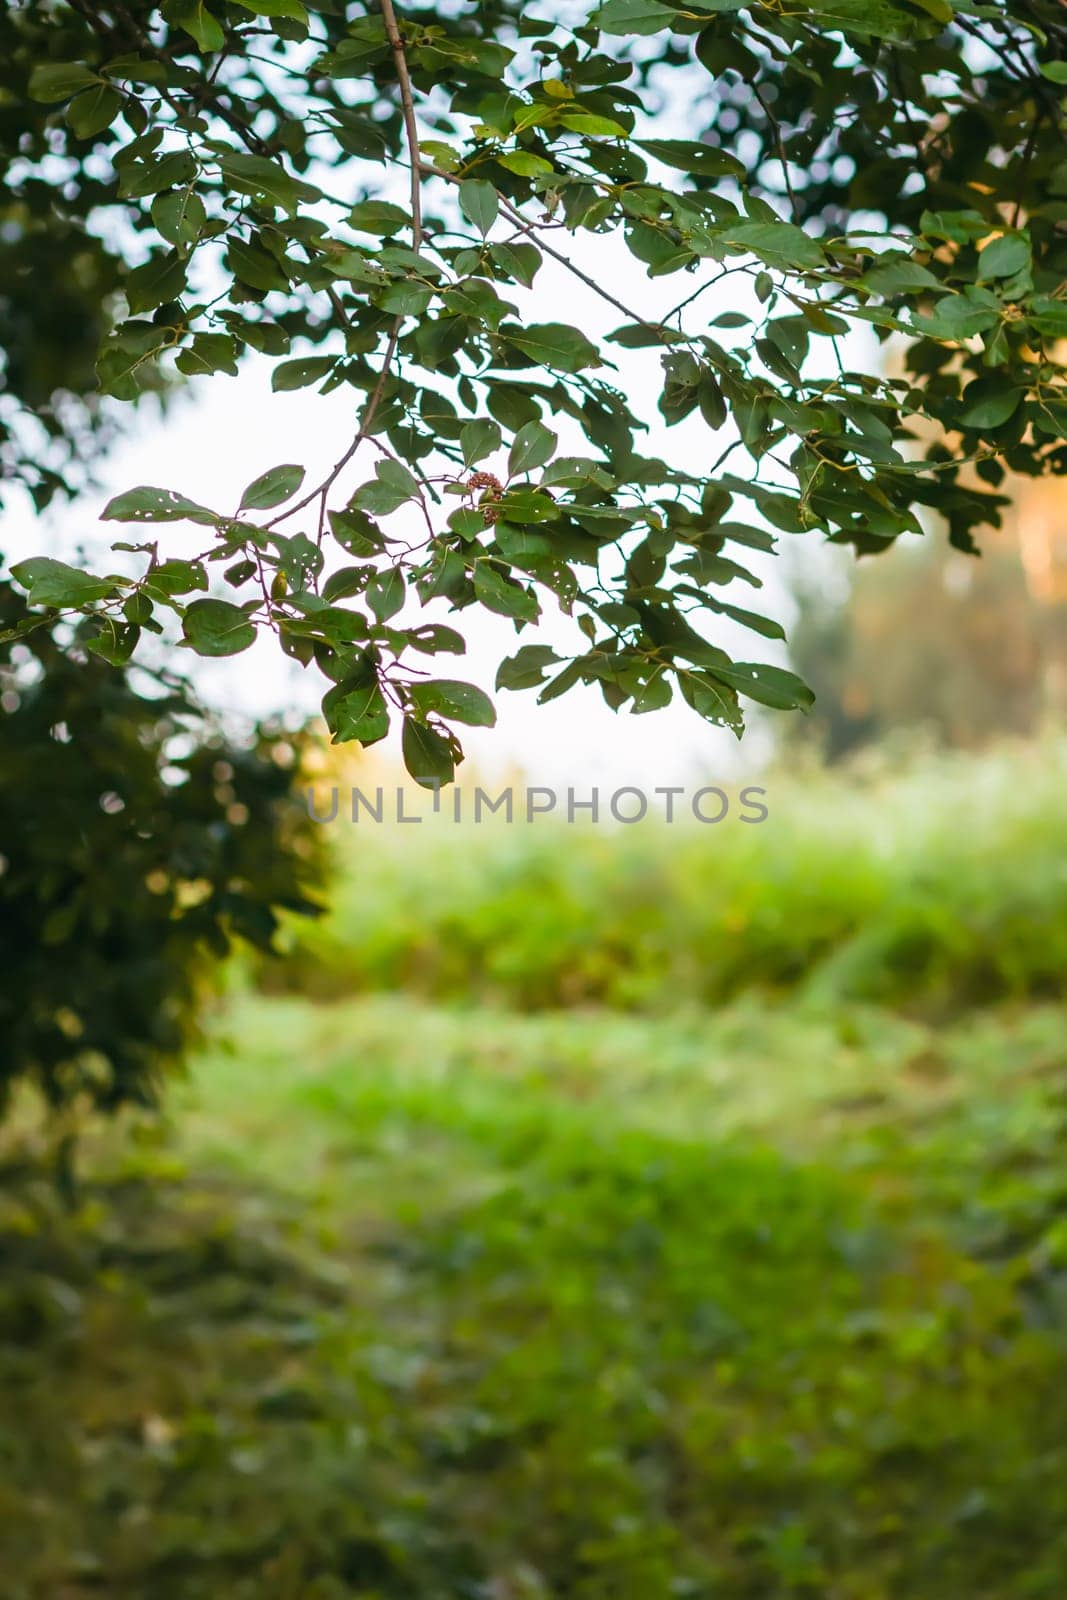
[271,736,1067,1012]
[2,992,1066,1598]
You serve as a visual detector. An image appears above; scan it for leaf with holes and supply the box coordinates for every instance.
[240,465,306,512]
[408,679,496,727]
[322,678,389,745]
[508,421,557,477]
[103,486,219,526]
[402,717,457,789]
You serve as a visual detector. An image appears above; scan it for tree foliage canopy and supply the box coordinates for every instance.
[4,0,1067,779]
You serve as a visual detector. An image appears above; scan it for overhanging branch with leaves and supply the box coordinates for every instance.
[4,0,1067,783]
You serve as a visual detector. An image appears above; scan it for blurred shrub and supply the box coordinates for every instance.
[267,738,1067,1014]
[0,580,322,1120]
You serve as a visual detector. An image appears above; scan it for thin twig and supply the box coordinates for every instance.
[1011,109,1044,228]
[416,160,668,337]
[750,81,799,223]
[268,323,402,534]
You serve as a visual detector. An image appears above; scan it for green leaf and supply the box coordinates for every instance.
[376,281,434,316]
[331,508,387,556]
[174,332,239,376]
[450,508,489,539]
[182,598,257,657]
[473,562,540,621]
[354,460,420,516]
[125,251,187,313]
[367,567,406,621]
[914,293,999,341]
[1027,295,1067,338]
[593,0,677,35]
[227,235,291,292]
[679,670,743,733]
[162,0,226,51]
[704,598,786,640]
[349,200,409,236]
[152,188,207,249]
[639,139,744,178]
[66,85,123,139]
[490,242,542,287]
[322,566,370,602]
[219,152,319,212]
[409,679,496,726]
[495,151,554,177]
[271,357,337,392]
[119,150,197,199]
[608,321,674,349]
[461,419,503,466]
[28,64,99,103]
[87,622,140,666]
[559,112,627,136]
[500,321,600,373]
[508,420,557,477]
[230,0,309,21]
[800,0,937,39]
[1040,61,1067,83]
[10,558,116,608]
[240,464,306,511]
[102,486,219,525]
[322,677,389,745]
[408,623,466,655]
[860,256,942,295]
[631,670,673,714]
[720,221,824,271]
[494,523,552,561]
[707,661,814,711]
[402,717,457,789]
[143,558,208,597]
[976,232,1031,281]
[459,179,499,236]
[958,379,1022,430]
[496,644,560,690]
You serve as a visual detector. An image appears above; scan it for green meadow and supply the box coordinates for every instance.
[3,739,1066,1599]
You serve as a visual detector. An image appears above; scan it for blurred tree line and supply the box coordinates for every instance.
[789,501,1067,760]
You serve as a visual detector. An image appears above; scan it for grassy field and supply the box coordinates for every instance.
[3,990,1066,1598]
[275,736,1067,1012]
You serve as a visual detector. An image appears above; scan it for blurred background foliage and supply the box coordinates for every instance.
[788,482,1067,761]
[4,211,1067,1591]
[2,493,1066,1596]
[0,579,323,1125]
[2,0,1066,1586]
[268,734,1067,1014]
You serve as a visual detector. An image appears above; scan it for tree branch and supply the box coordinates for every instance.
[381,0,423,251]
[1011,109,1044,229]
[268,0,426,532]
[417,161,670,338]
[750,81,799,223]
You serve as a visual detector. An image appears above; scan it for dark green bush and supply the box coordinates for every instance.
[0,580,322,1118]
